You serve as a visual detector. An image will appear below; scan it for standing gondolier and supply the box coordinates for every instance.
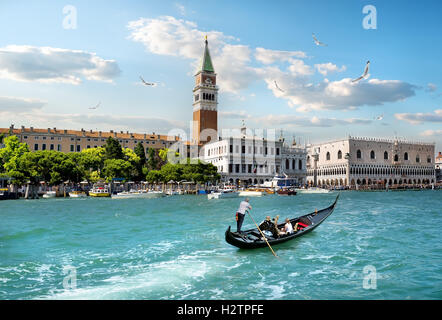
[235,198,252,233]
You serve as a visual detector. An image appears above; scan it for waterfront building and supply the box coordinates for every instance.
[0,125,180,154]
[201,123,307,186]
[306,136,436,187]
[436,152,442,183]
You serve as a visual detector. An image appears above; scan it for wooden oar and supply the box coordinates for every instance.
[246,211,278,258]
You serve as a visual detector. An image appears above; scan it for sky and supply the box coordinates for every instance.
[0,0,441,153]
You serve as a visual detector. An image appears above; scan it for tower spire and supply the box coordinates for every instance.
[200,36,214,73]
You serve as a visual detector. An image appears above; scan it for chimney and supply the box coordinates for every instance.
[120,131,123,134]
[53,127,57,132]
[99,131,102,137]
[64,129,67,134]
[144,133,146,139]
[30,127,34,132]
[9,124,14,131]
[90,129,93,133]
[21,126,25,133]
[47,128,51,133]
[110,130,113,133]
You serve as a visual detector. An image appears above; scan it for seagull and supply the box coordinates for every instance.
[89,101,100,110]
[312,33,327,46]
[140,76,156,86]
[352,61,370,83]
[374,114,384,121]
[274,80,284,92]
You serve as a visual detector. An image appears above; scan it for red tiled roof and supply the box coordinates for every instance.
[0,127,180,142]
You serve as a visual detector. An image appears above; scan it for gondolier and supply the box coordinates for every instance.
[235,198,252,233]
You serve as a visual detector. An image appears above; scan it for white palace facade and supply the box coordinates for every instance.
[202,126,307,186]
[306,136,436,187]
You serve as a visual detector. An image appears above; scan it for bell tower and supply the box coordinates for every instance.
[192,36,218,145]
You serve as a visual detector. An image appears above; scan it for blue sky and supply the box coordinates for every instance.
[0,0,441,152]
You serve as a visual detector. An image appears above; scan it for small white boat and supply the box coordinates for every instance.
[238,190,266,197]
[111,190,165,199]
[295,187,332,194]
[208,189,239,199]
[42,191,57,198]
[69,191,87,198]
[165,189,182,196]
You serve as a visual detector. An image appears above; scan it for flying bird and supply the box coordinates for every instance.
[374,114,384,121]
[89,101,100,110]
[140,76,156,86]
[352,61,370,83]
[312,33,327,46]
[274,80,284,92]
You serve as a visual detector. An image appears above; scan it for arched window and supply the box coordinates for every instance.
[394,154,399,162]
[357,150,362,159]
[337,150,342,159]
[384,151,388,160]
[298,159,302,170]
[292,159,296,170]
[370,150,375,159]
[427,156,431,163]
[286,159,289,170]
[326,152,331,160]
[404,152,409,161]
[416,155,420,163]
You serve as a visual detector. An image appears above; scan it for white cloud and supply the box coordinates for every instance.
[420,129,442,137]
[0,45,121,84]
[254,47,306,64]
[395,109,442,124]
[219,110,251,120]
[0,96,46,111]
[127,15,417,110]
[254,114,372,128]
[314,63,346,76]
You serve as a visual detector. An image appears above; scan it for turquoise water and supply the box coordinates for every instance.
[0,191,441,300]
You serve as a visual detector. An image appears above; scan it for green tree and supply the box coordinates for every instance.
[134,142,147,181]
[103,158,133,182]
[147,148,158,170]
[104,137,124,160]
[0,136,31,185]
[146,170,162,184]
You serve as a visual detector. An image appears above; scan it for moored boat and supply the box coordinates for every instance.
[225,195,339,249]
[238,189,266,197]
[276,188,297,196]
[42,191,57,199]
[208,188,239,199]
[69,190,87,198]
[89,186,111,197]
[295,187,332,194]
[111,190,165,199]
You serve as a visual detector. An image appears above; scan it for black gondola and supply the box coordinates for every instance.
[225,194,339,249]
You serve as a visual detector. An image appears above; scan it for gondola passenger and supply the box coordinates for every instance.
[259,215,279,237]
[279,218,294,236]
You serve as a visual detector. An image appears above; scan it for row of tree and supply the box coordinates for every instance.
[0,135,220,188]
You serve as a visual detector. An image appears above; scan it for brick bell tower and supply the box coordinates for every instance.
[192,36,218,145]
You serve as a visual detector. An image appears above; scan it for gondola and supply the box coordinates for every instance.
[225,194,339,249]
